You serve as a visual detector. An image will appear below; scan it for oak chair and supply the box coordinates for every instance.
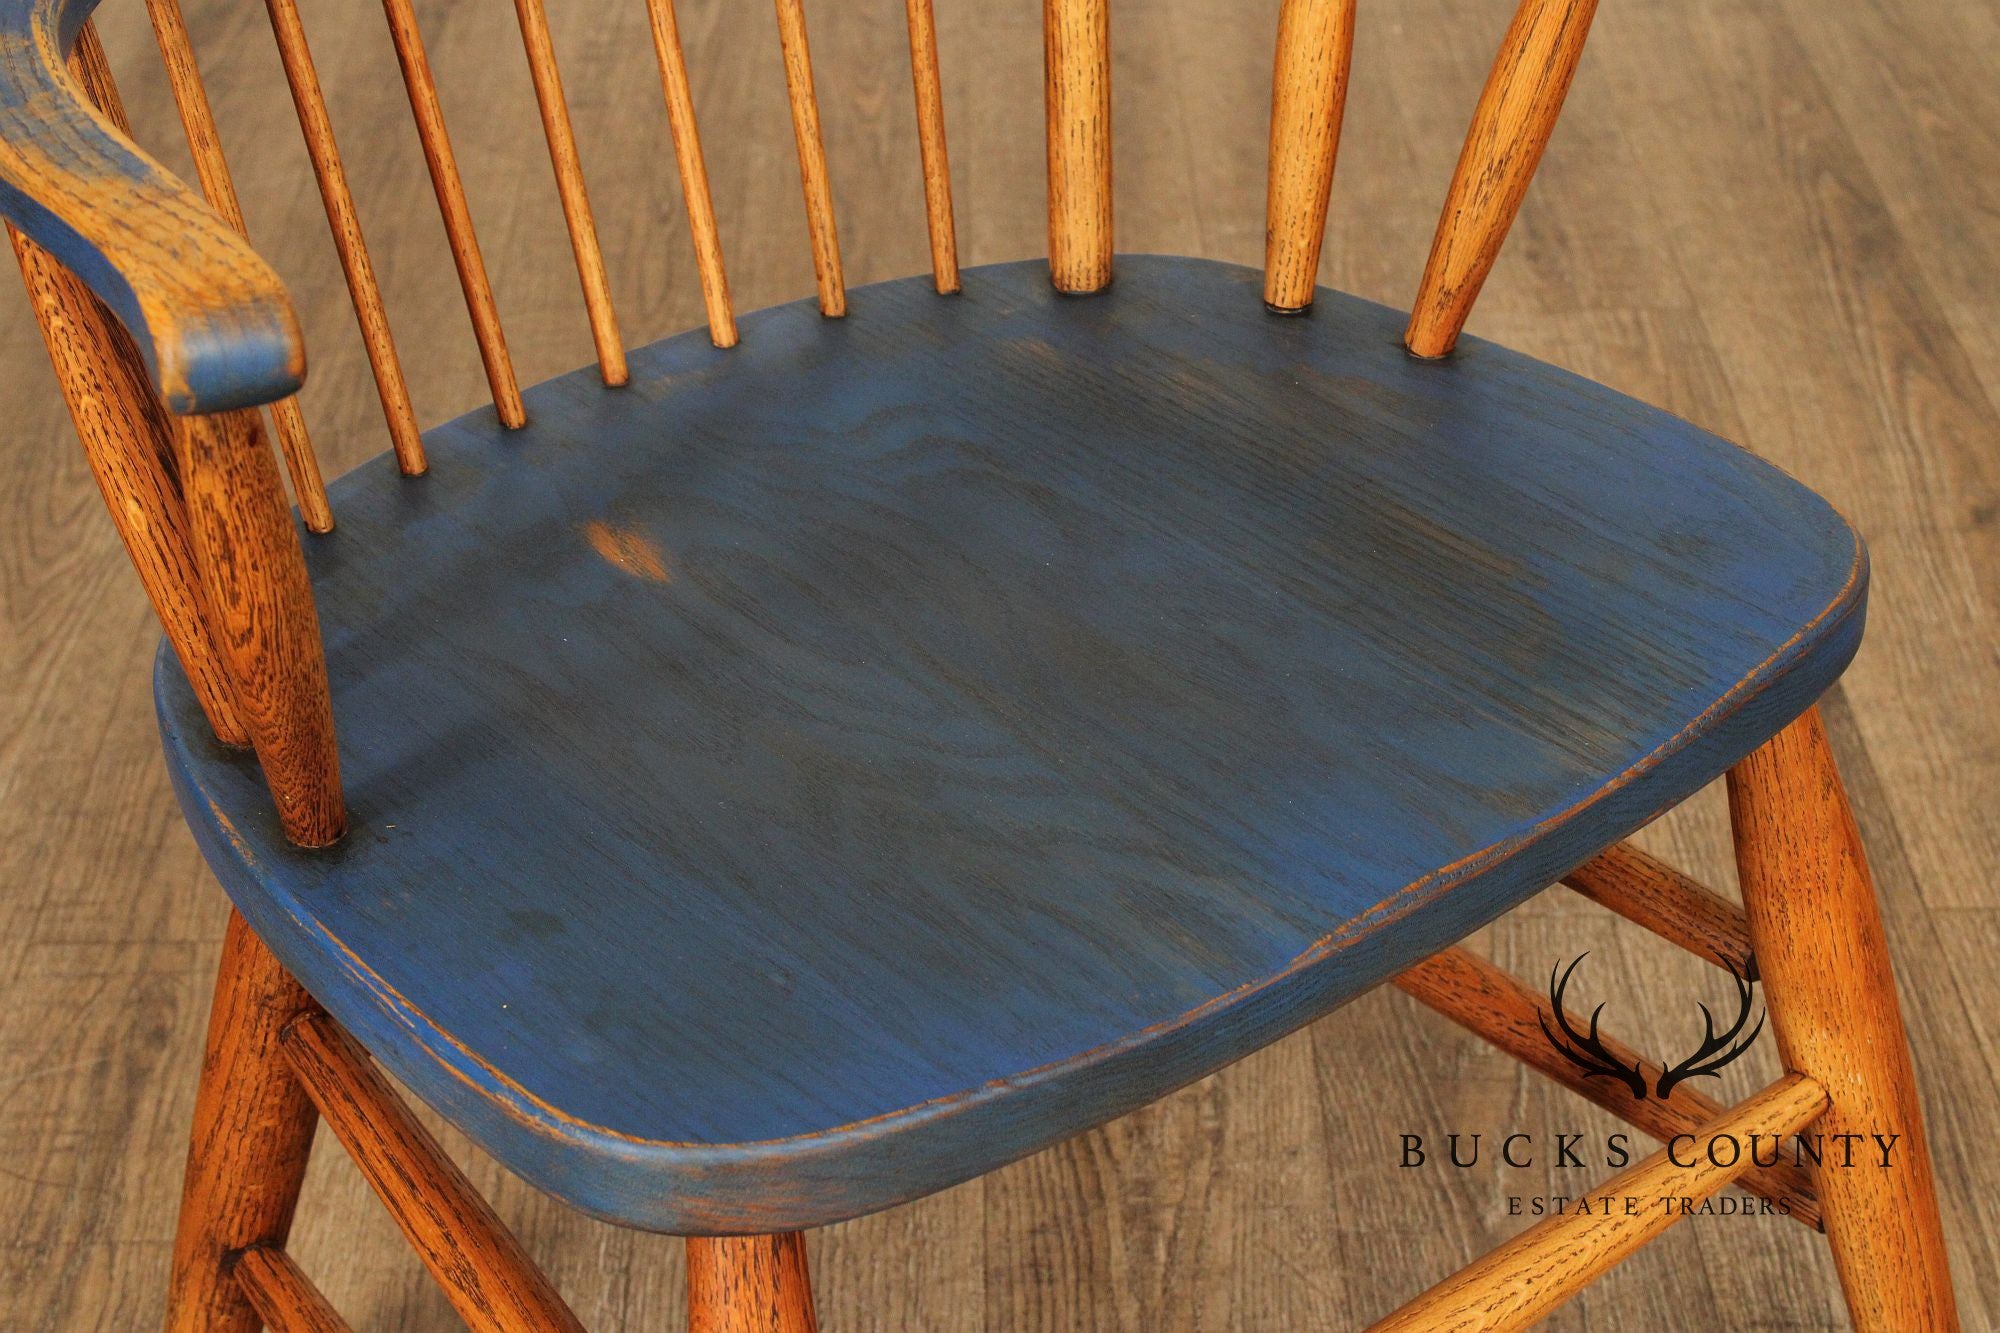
[0,0,1962,1326]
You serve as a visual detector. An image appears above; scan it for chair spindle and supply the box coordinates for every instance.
[232,1246,353,1333]
[512,0,628,385]
[380,0,527,427]
[143,0,334,531]
[279,1013,585,1331]
[264,0,427,474]
[642,0,737,347]
[1043,0,1112,295]
[1263,0,1355,314]
[772,0,845,317]
[1405,0,1600,358]
[903,0,958,295]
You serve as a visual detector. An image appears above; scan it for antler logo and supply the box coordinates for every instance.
[1539,954,1648,1100]
[1655,959,1765,1099]
[1539,952,1764,1101]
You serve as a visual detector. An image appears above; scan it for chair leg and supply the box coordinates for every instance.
[686,1234,818,1333]
[166,909,320,1333]
[1729,707,1960,1331]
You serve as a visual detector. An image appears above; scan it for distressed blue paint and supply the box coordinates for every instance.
[0,0,302,411]
[157,257,1864,1234]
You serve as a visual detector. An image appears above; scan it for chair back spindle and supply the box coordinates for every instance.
[1405,0,1600,357]
[1043,0,1112,295]
[773,0,845,318]
[512,0,627,385]
[903,0,958,295]
[379,0,527,426]
[1263,0,1355,314]
[642,0,737,346]
[142,0,333,530]
[263,0,427,473]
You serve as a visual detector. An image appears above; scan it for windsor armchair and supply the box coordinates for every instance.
[0,0,1962,1326]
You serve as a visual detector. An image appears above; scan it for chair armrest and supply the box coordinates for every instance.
[0,0,303,412]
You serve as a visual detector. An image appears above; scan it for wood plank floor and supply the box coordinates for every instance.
[2,0,1993,1326]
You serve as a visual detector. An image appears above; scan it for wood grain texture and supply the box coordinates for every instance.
[511,0,625,387]
[1396,944,1822,1228]
[165,910,320,1333]
[378,0,525,427]
[262,0,425,474]
[1042,0,1111,293]
[902,0,957,295]
[772,0,844,318]
[232,1246,354,1333]
[0,0,303,411]
[641,0,735,347]
[3,3,1993,1327]
[8,222,247,745]
[157,257,1863,1233]
[279,1012,584,1333]
[1370,1073,1830,1331]
[1563,840,1754,977]
[172,402,343,847]
[687,1235,818,1333]
[1405,0,1599,357]
[1262,0,1354,313]
[139,0,330,531]
[1731,709,1961,1330]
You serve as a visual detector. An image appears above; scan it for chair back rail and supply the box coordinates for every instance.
[1,0,1606,846]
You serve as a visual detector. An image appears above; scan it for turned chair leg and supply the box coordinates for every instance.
[166,909,321,1332]
[1730,707,1959,1331]
[687,1234,818,1333]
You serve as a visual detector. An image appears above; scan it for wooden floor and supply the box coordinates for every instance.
[1,0,1994,1327]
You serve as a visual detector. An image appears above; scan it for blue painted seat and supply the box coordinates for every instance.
[156,256,1864,1235]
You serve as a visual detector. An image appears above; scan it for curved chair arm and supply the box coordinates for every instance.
[0,0,303,412]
